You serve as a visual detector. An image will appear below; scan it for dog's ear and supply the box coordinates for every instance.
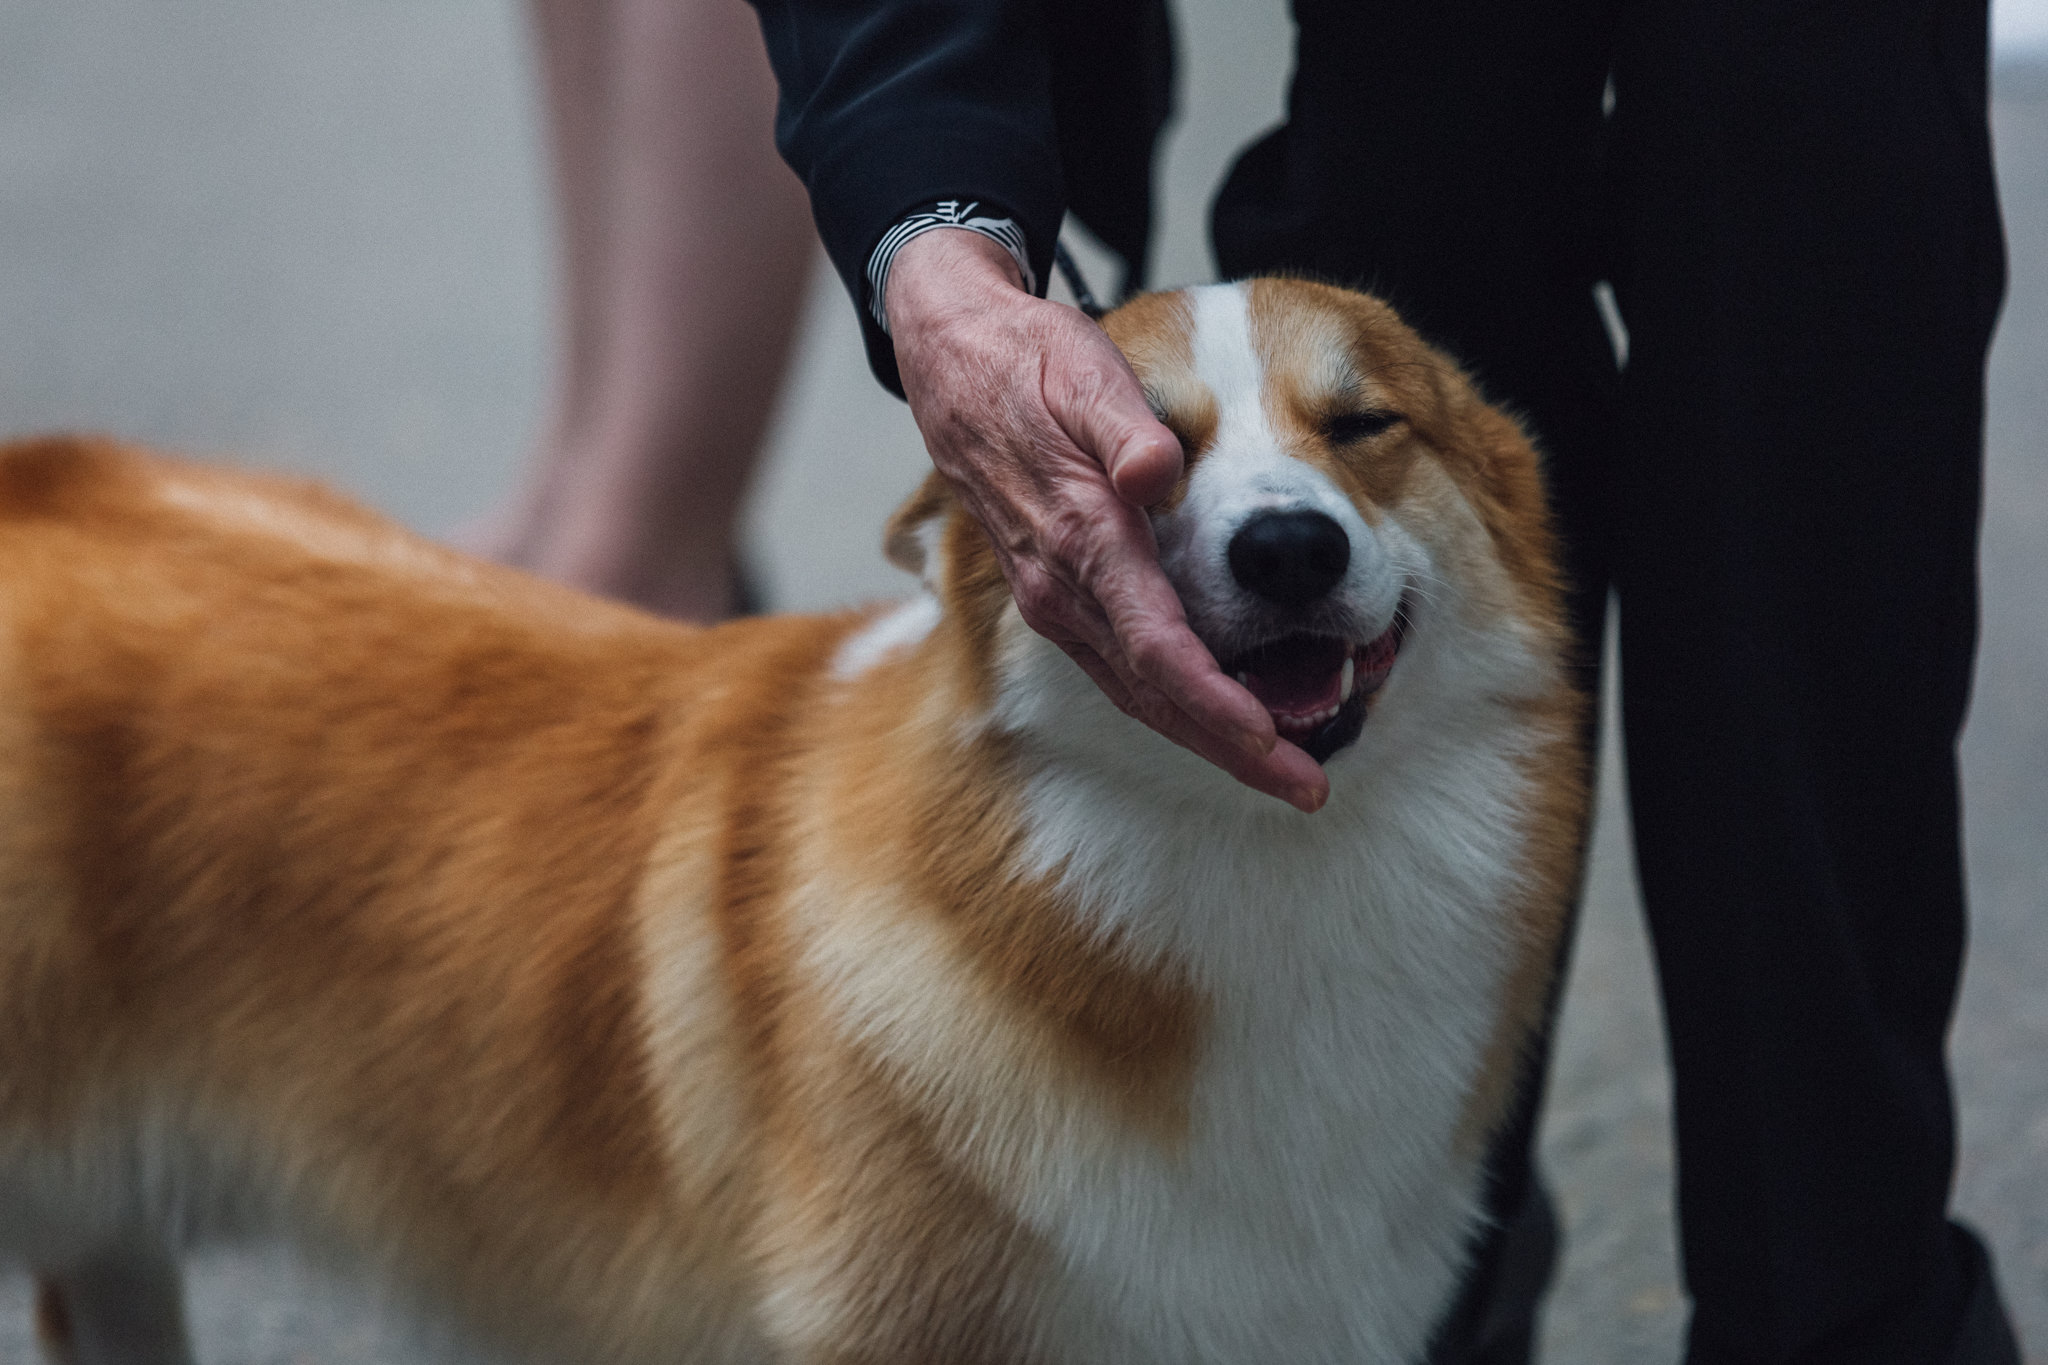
[883,473,954,585]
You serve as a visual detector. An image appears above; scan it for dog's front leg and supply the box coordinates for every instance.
[33,1242,195,1365]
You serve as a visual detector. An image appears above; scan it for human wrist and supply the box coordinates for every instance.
[867,200,1034,337]
[883,228,1031,344]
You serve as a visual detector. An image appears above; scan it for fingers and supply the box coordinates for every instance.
[1154,709,1331,813]
[1074,524,1271,747]
[1100,628,1332,814]
[1062,641,1328,812]
[1027,486,1273,752]
[1057,639,1326,811]
[1035,560,1330,814]
[986,430,1330,810]
[1044,360,1183,509]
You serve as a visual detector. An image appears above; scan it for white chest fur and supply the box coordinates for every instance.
[968,583,1553,1365]
[1014,742,1532,1363]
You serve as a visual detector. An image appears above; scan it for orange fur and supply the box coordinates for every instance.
[0,278,1585,1364]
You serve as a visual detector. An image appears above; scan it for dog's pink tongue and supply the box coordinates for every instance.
[1238,637,1347,718]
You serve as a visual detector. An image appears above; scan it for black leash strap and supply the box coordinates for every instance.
[1053,241,1106,320]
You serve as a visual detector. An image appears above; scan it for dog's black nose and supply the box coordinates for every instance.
[1228,510,1351,609]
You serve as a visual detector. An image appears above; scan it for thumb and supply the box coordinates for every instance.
[1104,417,1184,508]
[1051,338,1184,508]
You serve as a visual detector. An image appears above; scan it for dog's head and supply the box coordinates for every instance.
[882,279,1568,795]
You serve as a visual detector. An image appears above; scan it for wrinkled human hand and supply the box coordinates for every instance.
[884,229,1329,812]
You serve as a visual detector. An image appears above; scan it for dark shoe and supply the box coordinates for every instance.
[1685,1221,2021,1365]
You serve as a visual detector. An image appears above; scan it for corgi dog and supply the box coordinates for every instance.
[0,278,1583,1365]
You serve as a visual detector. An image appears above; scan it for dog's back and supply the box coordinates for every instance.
[0,436,778,1361]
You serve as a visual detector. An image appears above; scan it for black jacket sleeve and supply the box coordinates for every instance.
[747,0,1065,394]
[746,0,1172,395]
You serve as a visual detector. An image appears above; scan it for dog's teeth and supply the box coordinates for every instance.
[1339,657,1356,703]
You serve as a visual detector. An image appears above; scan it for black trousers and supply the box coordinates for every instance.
[1215,1,2013,1361]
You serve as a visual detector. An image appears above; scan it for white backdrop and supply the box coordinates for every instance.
[1998,0,2048,52]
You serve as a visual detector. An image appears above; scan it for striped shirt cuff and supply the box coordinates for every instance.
[865,200,1036,335]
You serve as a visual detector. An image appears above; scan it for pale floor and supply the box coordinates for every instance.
[0,4,2043,1361]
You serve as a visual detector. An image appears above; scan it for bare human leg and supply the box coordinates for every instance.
[476,0,814,622]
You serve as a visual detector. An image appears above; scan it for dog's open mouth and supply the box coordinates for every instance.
[1221,612,1407,764]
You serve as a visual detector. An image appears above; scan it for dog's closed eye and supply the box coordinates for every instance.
[1321,410,1402,445]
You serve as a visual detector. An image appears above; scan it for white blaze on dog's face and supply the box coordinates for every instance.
[1140,284,1410,763]
[1100,279,1565,770]
[879,278,1567,801]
